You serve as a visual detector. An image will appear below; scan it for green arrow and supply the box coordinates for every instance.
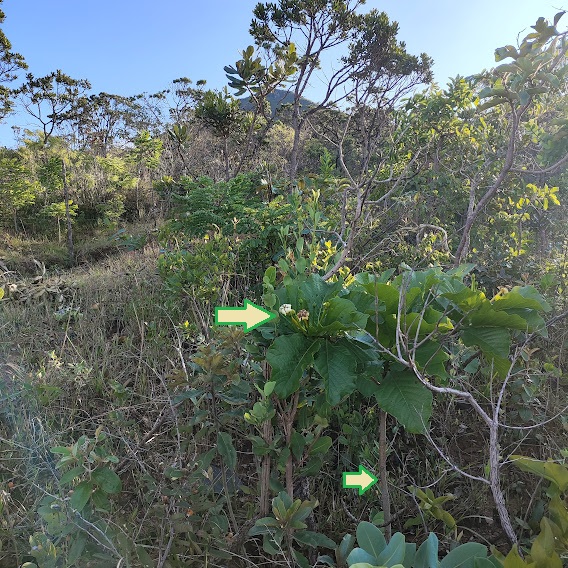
[215,299,276,332]
[342,465,378,495]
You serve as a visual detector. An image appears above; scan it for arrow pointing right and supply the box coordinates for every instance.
[342,465,378,495]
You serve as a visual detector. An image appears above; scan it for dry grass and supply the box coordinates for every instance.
[0,243,193,565]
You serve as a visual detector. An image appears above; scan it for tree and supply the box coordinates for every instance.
[17,70,91,262]
[0,0,27,120]
[0,156,39,232]
[245,1,431,179]
[128,130,163,218]
[73,92,141,156]
[17,70,91,145]
[195,88,243,181]
[454,13,568,264]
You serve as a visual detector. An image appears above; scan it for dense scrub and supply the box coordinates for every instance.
[1,3,568,568]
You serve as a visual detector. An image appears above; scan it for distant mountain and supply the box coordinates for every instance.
[240,88,317,116]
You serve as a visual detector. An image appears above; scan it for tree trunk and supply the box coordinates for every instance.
[223,137,230,182]
[379,409,392,540]
[289,126,301,181]
[62,160,75,264]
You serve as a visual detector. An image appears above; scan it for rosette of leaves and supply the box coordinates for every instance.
[248,491,335,567]
[265,271,378,406]
[319,521,498,567]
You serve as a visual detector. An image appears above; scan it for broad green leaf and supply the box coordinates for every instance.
[404,542,416,567]
[439,542,488,568]
[338,533,356,562]
[50,446,72,456]
[414,532,439,568]
[492,286,550,312]
[317,297,368,333]
[299,273,343,322]
[309,436,332,455]
[354,269,396,288]
[59,466,85,486]
[90,488,111,511]
[314,341,358,405]
[502,544,528,568]
[70,479,94,512]
[477,97,511,112]
[290,430,306,459]
[530,518,562,567]
[375,371,433,433]
[461,326,511,360]
[217,431,237,471]
[509,456,568,492]
[356,373,382,398]
[293,530,336,548]
[414,342,449,379]
[371,283,401,314]
[474,559,499,568]
[375,532,406,566]
[267,334,322,398]
[494,63,520,73]
[91,467,122,494]
[67,533,87,566]
[503,309,547,336]
[347,548,381,565]
[467,304,532,331]
[356,521,386,559]
[443,288,486,312]
[292,549,311,568]
[300,456,324,476]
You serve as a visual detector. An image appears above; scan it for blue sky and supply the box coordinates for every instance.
[0,0,563,146]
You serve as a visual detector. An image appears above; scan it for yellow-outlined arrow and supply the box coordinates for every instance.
[215,300,276,332]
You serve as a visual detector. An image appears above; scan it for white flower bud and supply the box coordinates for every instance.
[279,303,293,316]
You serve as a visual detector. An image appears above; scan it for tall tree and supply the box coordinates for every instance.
[17,70,91,263]
[246,0,430,179]
[454,13,568,264]
[194,88,243,181]
[0,0,27,120]
[0,156,39,232]
[73,92,141,156]
[17,70,91,145]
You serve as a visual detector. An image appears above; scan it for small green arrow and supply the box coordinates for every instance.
[342,465,378,495]
[215,299,276,332]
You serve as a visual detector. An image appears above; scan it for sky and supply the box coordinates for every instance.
[0,0,563,146]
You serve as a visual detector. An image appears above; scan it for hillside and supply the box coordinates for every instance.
[240,87,317,116]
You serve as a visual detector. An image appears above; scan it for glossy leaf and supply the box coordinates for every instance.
[414,532,439,568]
[356,521,387,559]
[439,542,488,568]
[375,532,406,566]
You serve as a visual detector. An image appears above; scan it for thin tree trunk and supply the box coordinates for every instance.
[489,420,517,544]
[289,125,301,181]
[379,409,392,540]
[62,160,74,264]
[223,137,230,182]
